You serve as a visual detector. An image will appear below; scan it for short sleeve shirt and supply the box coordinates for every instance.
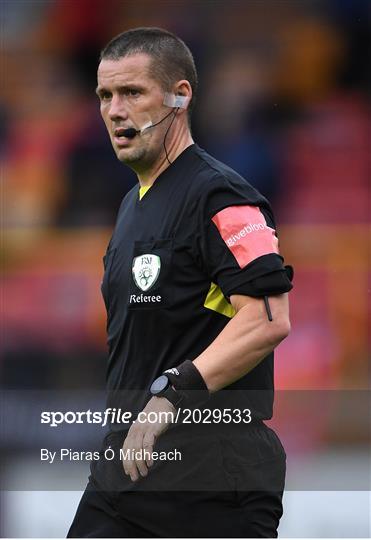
[101,144,291,419]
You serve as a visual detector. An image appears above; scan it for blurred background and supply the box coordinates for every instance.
[1,0,370,537]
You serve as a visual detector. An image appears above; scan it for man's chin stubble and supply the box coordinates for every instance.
[117,145,159,171]
[116,147,146,165]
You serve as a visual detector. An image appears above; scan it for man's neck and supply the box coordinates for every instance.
[137,126,194,187]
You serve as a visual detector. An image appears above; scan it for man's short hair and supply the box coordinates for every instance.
[100,27,198,122]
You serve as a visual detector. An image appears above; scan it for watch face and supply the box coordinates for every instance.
[150,375,169,395]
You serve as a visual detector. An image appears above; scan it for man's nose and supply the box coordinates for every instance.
[107,95,129,121]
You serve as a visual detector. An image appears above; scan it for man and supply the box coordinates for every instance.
[68,27,293,538]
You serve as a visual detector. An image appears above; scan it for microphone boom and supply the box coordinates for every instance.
[122,127,139,139]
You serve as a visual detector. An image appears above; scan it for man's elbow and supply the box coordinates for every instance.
[267,316,291,347]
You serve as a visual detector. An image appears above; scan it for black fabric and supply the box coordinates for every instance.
[67,424,285,537]
[228,264,294,298]
[68,486,284,538]
[165,360,208,391]
[101,144,292,421]
[164,359,210,407]
[67,480,152,538]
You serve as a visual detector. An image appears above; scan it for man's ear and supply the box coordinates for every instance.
[173,80,192,104]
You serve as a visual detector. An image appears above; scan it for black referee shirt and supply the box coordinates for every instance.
[101,144,291,423]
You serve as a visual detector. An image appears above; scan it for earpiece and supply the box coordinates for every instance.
[173,95,189,108]
[163,92,190,109]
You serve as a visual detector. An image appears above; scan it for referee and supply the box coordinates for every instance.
[68,27,293,538]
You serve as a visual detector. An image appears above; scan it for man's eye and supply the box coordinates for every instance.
[127,89,140,97]
[100,92,111,101]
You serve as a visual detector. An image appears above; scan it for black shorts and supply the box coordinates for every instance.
[67,422,285,538]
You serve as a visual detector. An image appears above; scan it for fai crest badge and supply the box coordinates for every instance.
[132,254,161,291]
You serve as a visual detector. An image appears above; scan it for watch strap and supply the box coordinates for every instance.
[164,360,209,408]
[162,385,183,409]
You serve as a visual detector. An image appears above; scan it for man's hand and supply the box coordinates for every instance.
[122,396,176,482]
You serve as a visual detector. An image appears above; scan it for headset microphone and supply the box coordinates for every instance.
[122,127,139,139]
[120,108,177,140]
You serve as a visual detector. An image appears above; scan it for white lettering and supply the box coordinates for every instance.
[74,411,85,424]
[64,412,76,424]
[120,448,182,462]
[60,449,101,461]
[40,449,49,461]
[40,412,50,424]
[60,449,70,459]
[226,222,267,247]
[40,449,56,464]
[92,411,103,423]
[120,448,131,461]
[129,293,162,304]
[49,412,64,427]
[166,449,182,461]
[120,411,132,423]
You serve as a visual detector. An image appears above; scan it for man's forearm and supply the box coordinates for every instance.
[193,294,290,393]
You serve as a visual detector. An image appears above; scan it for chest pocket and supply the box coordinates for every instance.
[101,248,117,312]
[128,238,173,310]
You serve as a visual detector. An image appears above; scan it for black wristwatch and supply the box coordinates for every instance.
[150,375,183,409]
